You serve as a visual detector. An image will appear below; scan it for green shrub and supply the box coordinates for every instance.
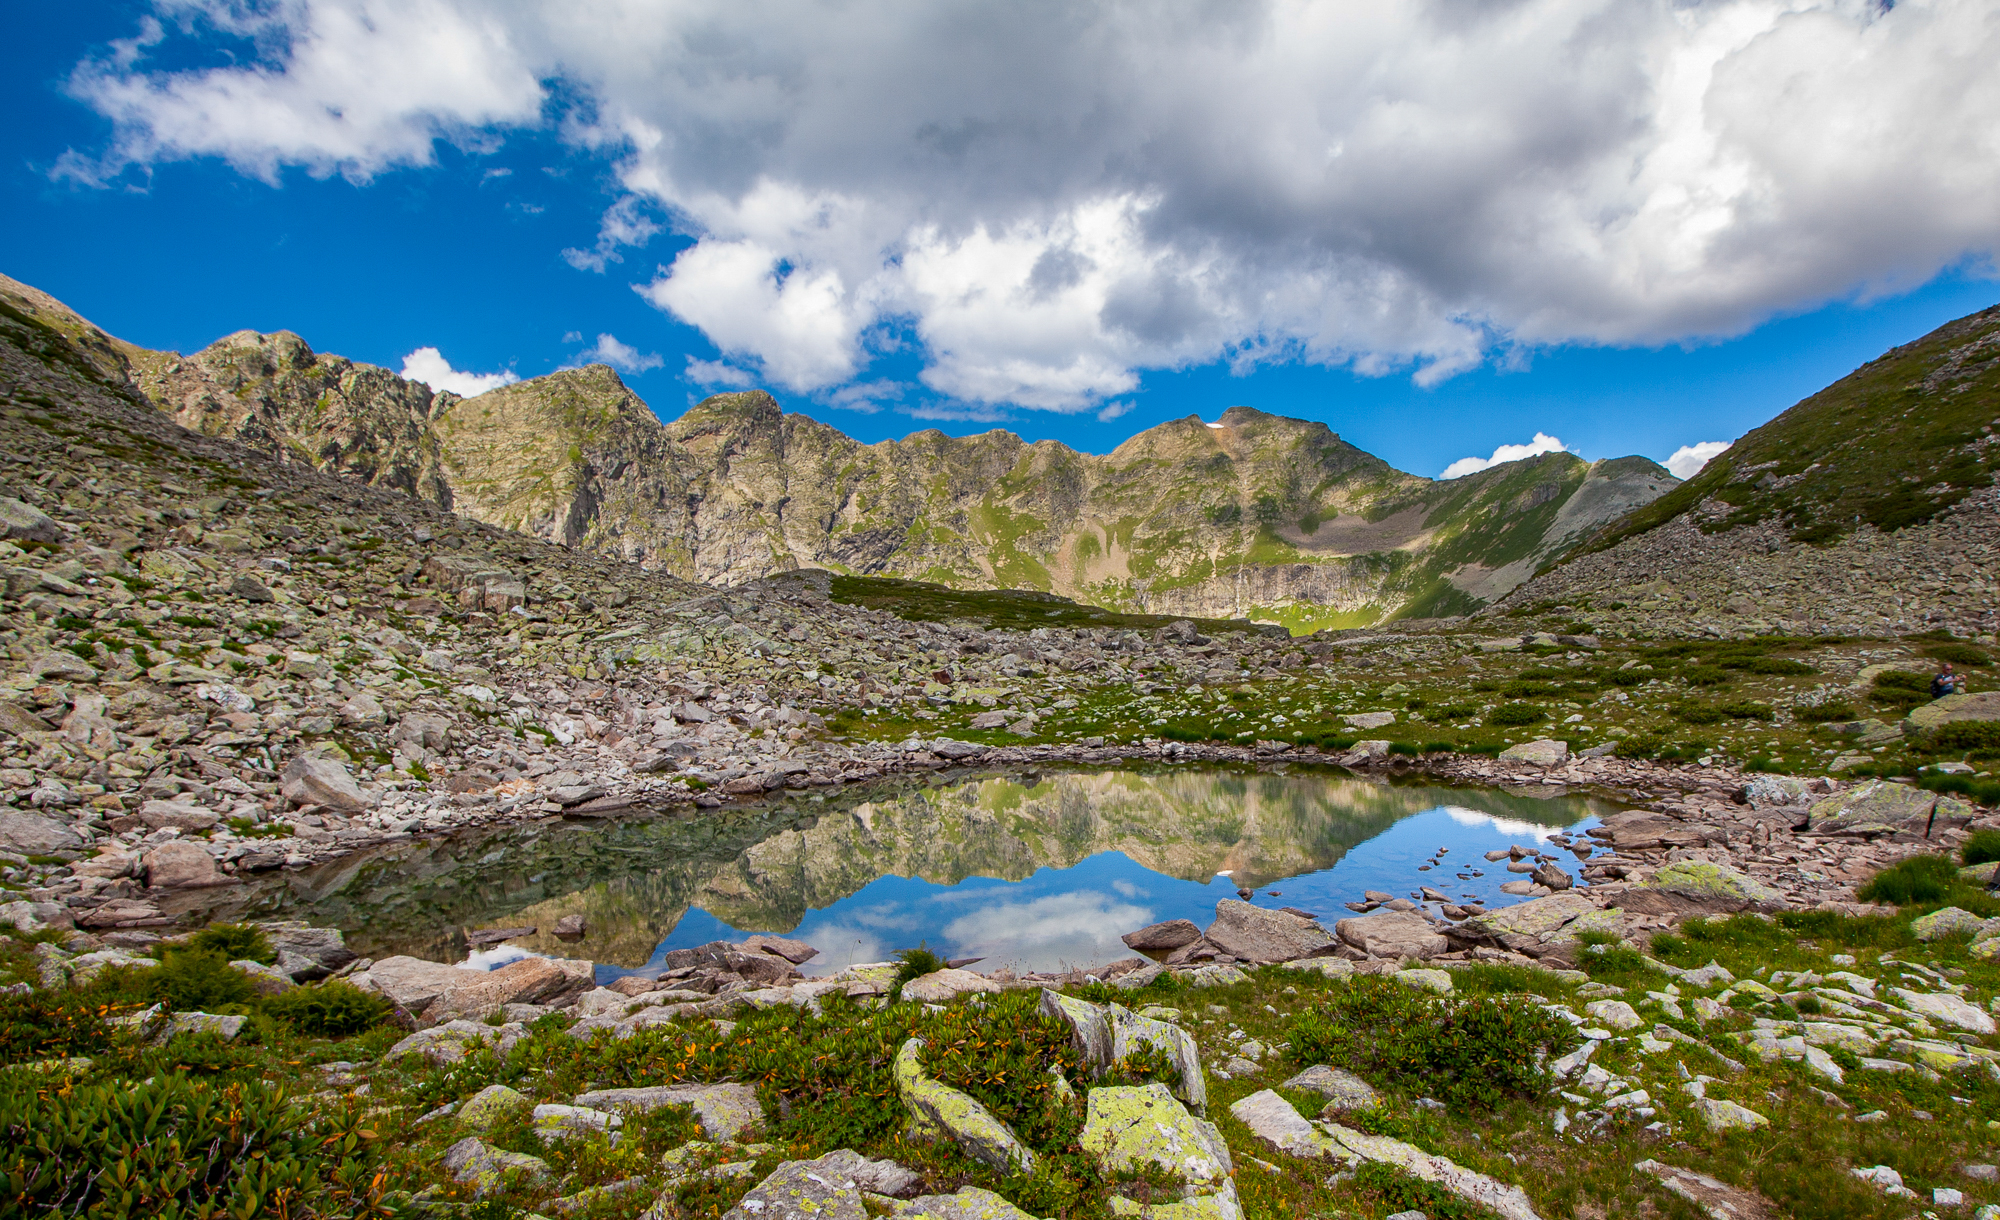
[0,994,121,1061]
[1927,642,1992,667]
[1488,703,1545,727]
[1858,854,1966,906]
[1874,669,1931,691]
[1720,655,1816,675]
[893,944,948,997]
[1429,704,1478,721]
[1675,704,1726,725]
[1717,700,1775,721]
[1500,680,1557,698]
[1928,722,2000,752]
[144,949,258,1012]
[1603,669,1649,686]
[1287,977,1578,1109]
[1795,703,1857,723]
[186,923,276,965]
[0,1071,391,1217]
[261,981,393,1037]
[1682,666,1731,686]
[1964,830,2000,867]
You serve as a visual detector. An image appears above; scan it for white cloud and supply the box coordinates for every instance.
[63,1,2000,409]
[685,357,755,388]
[572,333,663,374]
[1439,432,1571,480]
[399,346,518,397]
[562,195,662,272]
[1664,440,1731,479]
[1097,400,1134,422]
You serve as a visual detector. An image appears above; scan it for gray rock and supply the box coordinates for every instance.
[1121,918,1203,952]
[257,921,356,977]
[27,653,96,682]
[231,960,295,995]
[443,1137,549,1197]
[1205,899,1336,964]
[279,754,372,812]
[1810,779,1971,836]
[572,1082,764,1140]
[457,1084,529,1133]
[0,812,83,855]
[1282,1064,1383,1111]
[228,574,274,602]
[165,1012,248,1041]
[0,496,60,543]
[889,1187,1041,1219]
[1334,909,1448,959]
[1498,739,1569,766]
[137,800,219,831]
[895,1038,1035,1174]
[143,841,230,889]
[720,1149,874,1219]
[740,934,818,964]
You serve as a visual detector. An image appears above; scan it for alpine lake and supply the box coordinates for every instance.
[173,764,1624,981]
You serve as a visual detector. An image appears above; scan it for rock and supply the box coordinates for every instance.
[892,1186,1043,1219]
[1122,918,1203,952]
[1635,1160,1780,1220]
[1530,861,1574,891]
[900,968,1005,1003]
[1891,988,1997,1034]
[1079,1083,1233,1203]
[740,933,818,964]
[1179,964,1251,988]
[1910,907,1988,941]
[720,1149,875,1220]
[1693,1099,1768,1132]
[165,1012,247,1041]
[421,955,592,1023]
[1343,711,1397,730]
[1230,1090,1545,1220]
[1394,968,1453,994]
[572,1082,764,1140]
[1615,861,1782,918]
[457,1084,529,1133]
[1037,990,1207,1113]
[442,1136,549,1197]
[231,959,295,995]
[1498,740,1569,766]
[137,800,220,831]
[27,653,95,682]
[1810,779,1972,836]
[1280,1065,1381,1111]
[387,1020,528,1065]
[0,496,60,543]
[1741,775,1809,806]
[1583,1000,1643,1031]
[0,811,84,855]
[553,914,587,940]
[75,898,170,929]
[894,1038,1036,1173]
[1204,900,1336,964]
[354,955,484,1011]
[1334,910,1448,959]
[0,901,72,933]
[257,922,356,977]
[279,754,373,812]
[1279,957,1355,980]
[1906,692,2000,731]
[533,1103,622,1141]
[227,574,274,602]
[1337,739,1394,765]
[143,841,230,889]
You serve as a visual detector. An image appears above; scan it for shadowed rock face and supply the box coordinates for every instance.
[30,280,1671,626]
[185,766,1606,969]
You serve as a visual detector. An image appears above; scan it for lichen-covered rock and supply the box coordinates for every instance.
[891,1186,1046,1219]
[1443,892,1595,954]
[532,1103,621,1141]
[1616,861,1783,917]
[1911,907,1989,941]
[1891,987,1998,1034]
[1810,779,1972,836]
[1693,1099,1769,1132]
[1393,969,1453,994]
[1037,990,1207,1113]
[457,1084,529,1133]
[900,968,1005,1004]
[1583,1000,1642,1031]
[572,1082,764,1141]
[386,1020,527,1065]
[1079,1083,1232,1186]
[442,1136,549,1197]
[1106,1187,1244,1219]
[894,1039,1036,1174]
[1497,740,1569,766]
[1906,692,2000,731]
[1228,1090,1342,1160]
[1203,900,1336,964]
[720,1148,877,1220]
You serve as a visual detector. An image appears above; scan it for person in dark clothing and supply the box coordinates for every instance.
[1932,663,1961,699]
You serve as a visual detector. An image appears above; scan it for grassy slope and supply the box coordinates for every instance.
[1578,302,2000,556]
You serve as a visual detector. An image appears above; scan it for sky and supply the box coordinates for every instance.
[4,2,1998,483]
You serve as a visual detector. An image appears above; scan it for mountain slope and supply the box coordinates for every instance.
[0,272,1676,628]
[1500,300,2000,639]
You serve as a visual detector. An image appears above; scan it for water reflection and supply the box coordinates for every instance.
[184,765,1619,974]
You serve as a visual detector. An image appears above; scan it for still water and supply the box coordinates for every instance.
[189,766,1619,979]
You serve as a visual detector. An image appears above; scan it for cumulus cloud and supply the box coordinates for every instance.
[399,346,518,396]
[1439,432,1571,480]
[571,333,663,374]
[61,0,2000,409]
[1665,440,1732,479]
[563,195,662,272]
[684,357,755,388]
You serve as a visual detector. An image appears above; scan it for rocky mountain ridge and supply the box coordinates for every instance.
[0,273,1675,629]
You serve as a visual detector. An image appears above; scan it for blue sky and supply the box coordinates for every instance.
[5,2,1997,481]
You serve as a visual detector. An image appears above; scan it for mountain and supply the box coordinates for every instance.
[1498,301,2000,639]
[0,272,1677,628]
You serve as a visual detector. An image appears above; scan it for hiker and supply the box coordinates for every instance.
[1932,662,1961,699]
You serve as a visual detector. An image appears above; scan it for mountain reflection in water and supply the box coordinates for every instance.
[186,766,1617,975]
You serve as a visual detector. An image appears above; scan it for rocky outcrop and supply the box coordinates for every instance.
[894,1039,1036,1174]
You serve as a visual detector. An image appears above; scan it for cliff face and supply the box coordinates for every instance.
[10,271,1673,625]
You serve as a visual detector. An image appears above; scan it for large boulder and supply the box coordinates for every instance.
[1809,779,1972,836]
[900,968,1005,1004]
[0,496,60,543]
[1614,861,1783,918]
[1122,919,1203,952]
[279,754,373,812]
[1905,692,2000,732]
[1079,1082,1235,1215]
[1037,990,1207,1113]
[1498,740,1569,766]
[1591,812,1715,851]
[421,955,593,1024]
[354,956,473,1012]
[573,1083,764,1140]
[894,1039,1036,1174]
[1444,892,1600,956]
[1204,900,1336,963]
[0,812,83,855]
[890,1187,1041,1220]
[1333,910,1447,959]
[142,841,231,889]
[1280,1065,1381,1111]
[256,921,356,978]
[442,1137,548,1198]
[719,1150,876,1220]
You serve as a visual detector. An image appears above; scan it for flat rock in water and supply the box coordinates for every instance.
[1122,918,1203,952]
[1334,910,1447,959]
[1205,899,1336,963]
[740,933,818,964]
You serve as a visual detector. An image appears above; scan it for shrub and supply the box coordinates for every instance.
[1429,704,1478,721]
[144,949,258,1012]
[1603,669,1649,687]
[1287,977,1578,1109]
[261,980,393,1037]
[1488,703,1545,727]
[1500,680,1557,698]
[1720,655,1816,675]
[1675,704,1726,725]
[1927,642,1992,667]
[1717,700,1775,721]
[1874,669,1931,691]
[1795,703,1857,723]
[1682,666,1731,686]
[0,994,120,1061]
[1858,855,1965,906]
[1929,722,2000,752]
[1965,830,2000,867]
[893,944,948,998]
[186,923,276,965]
